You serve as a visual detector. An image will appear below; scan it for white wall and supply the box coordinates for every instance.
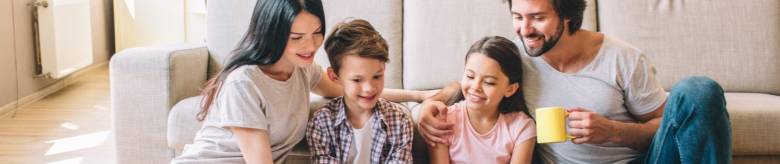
[185,0,207,44]
[1,0,113,110]
[113,0,185,52]
[0,0,18,107]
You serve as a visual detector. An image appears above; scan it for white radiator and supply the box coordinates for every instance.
[34,0,93,79]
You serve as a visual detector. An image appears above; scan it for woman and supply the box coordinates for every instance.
[172,0,427,163]
[172,0,336,163]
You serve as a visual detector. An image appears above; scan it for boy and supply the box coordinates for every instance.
[305,19,413,164]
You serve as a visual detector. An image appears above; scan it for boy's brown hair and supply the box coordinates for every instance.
[324,19,389,74]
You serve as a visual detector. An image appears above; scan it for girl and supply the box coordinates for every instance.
[429,36,536,164]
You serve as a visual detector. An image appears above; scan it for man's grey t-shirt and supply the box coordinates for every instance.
[519,36,667,164]
[173,63,322,164]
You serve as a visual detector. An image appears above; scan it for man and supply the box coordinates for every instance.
[417,0,732,163]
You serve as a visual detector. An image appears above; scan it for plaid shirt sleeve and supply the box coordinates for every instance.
[306,110,340,164]
[383,103,415,164]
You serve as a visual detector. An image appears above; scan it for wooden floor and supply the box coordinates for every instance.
[0,65,115,164]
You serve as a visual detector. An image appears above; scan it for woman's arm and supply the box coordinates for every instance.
[509,137,536,164]
[313,69,343,98]
[231,127,274,164]
[380,88,437,103]
[313,69,439,102]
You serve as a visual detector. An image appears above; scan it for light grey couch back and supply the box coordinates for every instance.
[598,0,780,95]
[401,0,515,90]
[205,0,405,88]
[401,0,598,90]
[314,0,404,89]
[203,0,778,95]
[205,0,256,77]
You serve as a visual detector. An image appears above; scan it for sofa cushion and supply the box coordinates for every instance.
[167,94,332,155]
[726,93,780,155]
[402,0,516,90]
[167,96,204,154]
[402,0,599,90]
[314,0,404,89]
[597,0,780,95]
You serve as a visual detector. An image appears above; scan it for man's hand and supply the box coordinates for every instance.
[417,100,454,147]
[567,107,621,144]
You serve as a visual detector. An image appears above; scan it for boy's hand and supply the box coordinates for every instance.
[418,100,453,147]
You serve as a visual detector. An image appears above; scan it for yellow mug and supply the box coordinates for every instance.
[536,106,573,143]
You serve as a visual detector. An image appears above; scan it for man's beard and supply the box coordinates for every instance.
[521,20,565,57]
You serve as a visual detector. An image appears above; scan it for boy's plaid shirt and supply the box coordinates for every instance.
[305,97,413,164]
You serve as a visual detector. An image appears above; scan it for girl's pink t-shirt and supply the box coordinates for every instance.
[445,101,536,163]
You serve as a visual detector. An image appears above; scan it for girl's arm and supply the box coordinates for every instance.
[429,143,451,164]
[509,137,536,164]
[231,127,274,164]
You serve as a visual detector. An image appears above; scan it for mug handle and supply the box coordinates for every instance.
[564,111,576,140]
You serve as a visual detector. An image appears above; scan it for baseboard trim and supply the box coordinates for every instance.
[0,100,18,119]
[0,62,108,119]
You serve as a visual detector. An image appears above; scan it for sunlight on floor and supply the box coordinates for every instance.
[93,105,108,110]
[45,131,110,156]
[61,122,80,130]
[46,157,84,164]
[0,65,113,163]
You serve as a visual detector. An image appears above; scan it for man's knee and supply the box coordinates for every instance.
[671,76,723,100]
[673,76,720,92]
[669,76,728,118]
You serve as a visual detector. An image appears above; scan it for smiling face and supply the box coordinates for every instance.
[280,11,324,67]
[331,55,386,111]
[461,53,519,112]
[511,0,566,57]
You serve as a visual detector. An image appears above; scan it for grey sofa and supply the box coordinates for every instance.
[110,0,780,163]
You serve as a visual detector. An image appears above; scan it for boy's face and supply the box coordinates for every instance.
[329,55,386,111]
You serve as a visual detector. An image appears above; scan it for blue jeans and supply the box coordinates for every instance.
[643,76,732,164]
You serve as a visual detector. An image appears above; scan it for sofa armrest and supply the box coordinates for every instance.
[110,44,208,164]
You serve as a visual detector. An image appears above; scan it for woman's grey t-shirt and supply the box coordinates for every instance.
[520,36,667,164]
[172,63,321,164]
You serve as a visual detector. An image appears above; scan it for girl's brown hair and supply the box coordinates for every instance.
[465,36,530,116]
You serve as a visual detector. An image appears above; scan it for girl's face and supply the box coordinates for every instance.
[461,53,519,112]
[281,11,324,67]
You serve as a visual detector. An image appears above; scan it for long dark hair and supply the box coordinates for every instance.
[197,0,326,121]
[464,36,530,117]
